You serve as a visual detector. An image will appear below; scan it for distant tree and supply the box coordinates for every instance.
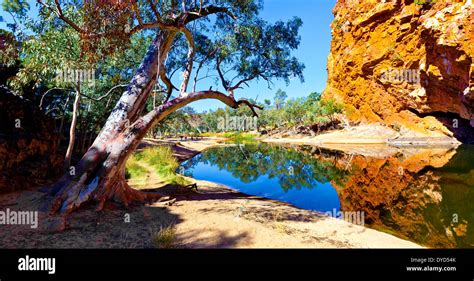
[307,91,321,102]
[274,89,287,110]
[284,97,306,125]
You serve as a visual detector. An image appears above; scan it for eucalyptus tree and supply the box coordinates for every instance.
[30,0,305,214]
[6,4,152,168]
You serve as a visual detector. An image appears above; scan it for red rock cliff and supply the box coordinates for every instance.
[324,0,473,141]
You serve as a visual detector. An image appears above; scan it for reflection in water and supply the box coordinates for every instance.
[181,144,351,213]
[180,143,474,248]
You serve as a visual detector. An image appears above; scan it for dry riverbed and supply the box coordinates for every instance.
[0,137,421,248]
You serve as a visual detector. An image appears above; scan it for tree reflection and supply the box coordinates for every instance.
[182,143,352,191]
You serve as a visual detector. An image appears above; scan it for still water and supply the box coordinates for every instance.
[180,143,474,248]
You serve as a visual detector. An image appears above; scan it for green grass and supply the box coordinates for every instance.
[221,132,258,143]
[199,132,215,137]
[125,158,147,179]
[126,146,190,186]
[152,225,177,249]
[198,131,258,143]
[135,146,177,174]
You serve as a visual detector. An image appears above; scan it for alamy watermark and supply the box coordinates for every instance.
[217,114,258,132]
[380,68,420,84]
[18,255,55,275]
[55,68,96,87]
[0,208,38,229]
[325,208,365,226]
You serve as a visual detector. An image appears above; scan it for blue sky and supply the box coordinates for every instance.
[0,0,336,112]
[193,0,337,111]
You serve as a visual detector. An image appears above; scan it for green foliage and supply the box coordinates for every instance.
[7,5,153,141]
[222,132,257,143]
[320,99,344,115]
[125,158,148,180]
[300,95,344,126]
[1,0,29,16]
[284,97,306,125]
[152,90,345,136]
[0,29,18,67]
[260,91,344,129]
[10,26,82,91]
[1,0,29,34]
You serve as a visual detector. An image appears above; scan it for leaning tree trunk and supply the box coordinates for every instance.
[50,31,176,214]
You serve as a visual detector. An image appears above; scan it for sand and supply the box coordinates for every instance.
[160,179,420,248]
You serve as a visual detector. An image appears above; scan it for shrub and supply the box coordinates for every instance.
[152,225,177,249]
[222,132,257,143]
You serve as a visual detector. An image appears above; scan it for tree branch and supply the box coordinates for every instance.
[37,2,235,40]
[80,84,128,102]
[216,56,229,91]
[229,74,262,92]
[38,0,178,38]
[159,66,178,102]
[193,48,217,92]
[37,0,84,34]
[140,90,263,133]
[132,0,144,25]
[179,27,195,95]
[183,5,237,24]
[39,87,68,110]
[147,0,162,22]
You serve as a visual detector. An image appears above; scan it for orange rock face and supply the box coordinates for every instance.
[324,0,473,139]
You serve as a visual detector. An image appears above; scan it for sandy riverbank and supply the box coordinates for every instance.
[0,137,421,248]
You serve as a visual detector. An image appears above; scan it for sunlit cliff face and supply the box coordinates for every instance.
[324,0,473,140]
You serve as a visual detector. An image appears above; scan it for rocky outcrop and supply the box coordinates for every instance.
[324,0,473,142]
[0,86,63,193]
